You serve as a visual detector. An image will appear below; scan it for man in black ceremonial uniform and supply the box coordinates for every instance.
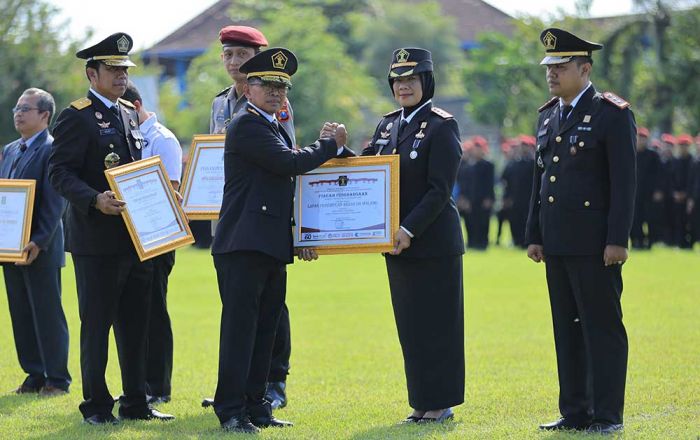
[48,33,174,425]
[211,47,347,434]
[525,28,636,435]
[631,127,661,249]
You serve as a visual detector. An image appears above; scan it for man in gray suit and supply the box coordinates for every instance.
[1,88,70,396]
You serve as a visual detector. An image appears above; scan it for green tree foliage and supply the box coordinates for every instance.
[162,0,387,148]
[0,0,86,144]
[348,0,466,98]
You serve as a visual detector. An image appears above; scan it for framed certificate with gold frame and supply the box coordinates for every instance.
[105,156,194,261]
[0,179,36,263]
[180,134,225,220]
[293,155,399,255]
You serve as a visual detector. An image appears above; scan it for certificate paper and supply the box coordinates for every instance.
[180,134,225,219]
[293,156,399,254]
[106,157,194,261]
[0,179,35,262]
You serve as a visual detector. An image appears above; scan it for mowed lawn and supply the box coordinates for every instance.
[0,245,698,439]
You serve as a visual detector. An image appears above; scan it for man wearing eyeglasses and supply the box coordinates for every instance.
[202,26,294,411]
[211,47,347,434]
[1,88,70,397]
[48,32,173,425]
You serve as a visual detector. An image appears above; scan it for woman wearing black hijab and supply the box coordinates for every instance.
[363,48,465,423]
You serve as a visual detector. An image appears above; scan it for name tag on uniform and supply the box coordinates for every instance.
[100,128,117,136]
[375,139,390,146]
[577,126,592,132]
[538,128,548,137]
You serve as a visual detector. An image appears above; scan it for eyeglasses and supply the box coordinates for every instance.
[250,82,291,94]
[12,106,40,114]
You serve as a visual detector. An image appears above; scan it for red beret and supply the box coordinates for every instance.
[637,126,649,137]
[471,136,489,153]
[677,134,694,145]
[219,26,268,47]
[461,140,473,152]
[650,139,662,149]
[517,134,536,146]
[661,133,676,144]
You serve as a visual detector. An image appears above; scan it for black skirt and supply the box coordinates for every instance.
[385,254,465,410]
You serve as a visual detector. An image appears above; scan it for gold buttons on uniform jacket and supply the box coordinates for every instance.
[553,156,560,163]
[548,196,555,203]
[584,201,591,207]
[556,136,562,143]
[579,141,585,147]
[550,176,557,182]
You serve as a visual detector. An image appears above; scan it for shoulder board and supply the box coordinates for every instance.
[247,107,260,116]
[216,85,233,97]
[601,92,630,109]
[70,97,92,110]
[538,97,558,113]
[383,108,401,118]
[118,98,135,109]
[431,107,453,119]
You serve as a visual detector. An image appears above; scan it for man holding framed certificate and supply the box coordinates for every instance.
[211,47,347,434]
[1,88,70,397]
[48,33,173,425]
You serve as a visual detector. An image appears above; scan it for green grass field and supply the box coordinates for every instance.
[0,245,698,439]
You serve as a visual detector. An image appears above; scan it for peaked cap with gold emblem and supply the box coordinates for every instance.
[239,47,297,87]
[388,47,433,79]
[539,28,602,65]
[76,32,136,67]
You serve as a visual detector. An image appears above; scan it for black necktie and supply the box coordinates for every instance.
[398,119,408,138]
[9,141,27,178]
[561,105,573,125]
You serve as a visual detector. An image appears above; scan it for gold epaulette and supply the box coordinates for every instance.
[538,97,558,112]
[383,108,401,117]
[70,97,91,110]
[118,98,135,109]
[247,107,260,116]
[216,85,233,97]
[601,92,630,109]
[431,107,453,119]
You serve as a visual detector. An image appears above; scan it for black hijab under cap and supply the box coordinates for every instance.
[387,48,435,114]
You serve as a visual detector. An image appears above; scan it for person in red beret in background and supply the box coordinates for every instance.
[671,134,695,248]
[496,138,515,246]
[463,136,494,250]
[630,126,662,249]
[506,135,535,248]
[657,133,677,245]
[689,134,700,245]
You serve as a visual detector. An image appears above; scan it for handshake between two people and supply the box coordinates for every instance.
[319,121,348,147]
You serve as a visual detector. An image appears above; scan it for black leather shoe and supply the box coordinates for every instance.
[250,415,293,428]
[265,381,287,409]
[418,408,454,423]
[120,408,175,421]
[83,414,120,425]
[147,395,171,405]
[587,422,623,434]
[399,415,422,424]
[202,397,214,408]
[222,415,260,434]
[539,417,591,431]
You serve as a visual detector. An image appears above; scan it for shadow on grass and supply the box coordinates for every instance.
[22,410,223,440]
[348,420,459,439]
[0,393,41,416]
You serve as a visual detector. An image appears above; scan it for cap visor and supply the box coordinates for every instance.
[104,59,137,67]
[540,56,572,65]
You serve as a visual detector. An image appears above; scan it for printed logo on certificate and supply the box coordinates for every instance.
[293,156,399,255]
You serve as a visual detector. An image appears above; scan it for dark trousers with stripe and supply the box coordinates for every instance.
[545,255,628,425]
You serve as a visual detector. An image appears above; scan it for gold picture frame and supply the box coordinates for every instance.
[105,156,195,261]
[293,155,400,255]
[180,134,225,220]
[0,179,36,263]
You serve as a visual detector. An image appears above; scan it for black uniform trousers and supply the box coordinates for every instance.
[385,254,465,410]
[213,251,286,424]
[72,254,152,418]
[269,304,291,382]
[2,264,71,390]
[631,198,653,249]
[509,205,529,248]
[467,206,491,250]
[145,251,176,397]
[544,255,627,425]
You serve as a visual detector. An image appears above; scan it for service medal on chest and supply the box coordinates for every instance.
[410,150,418,159]
[104,152,121,169]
